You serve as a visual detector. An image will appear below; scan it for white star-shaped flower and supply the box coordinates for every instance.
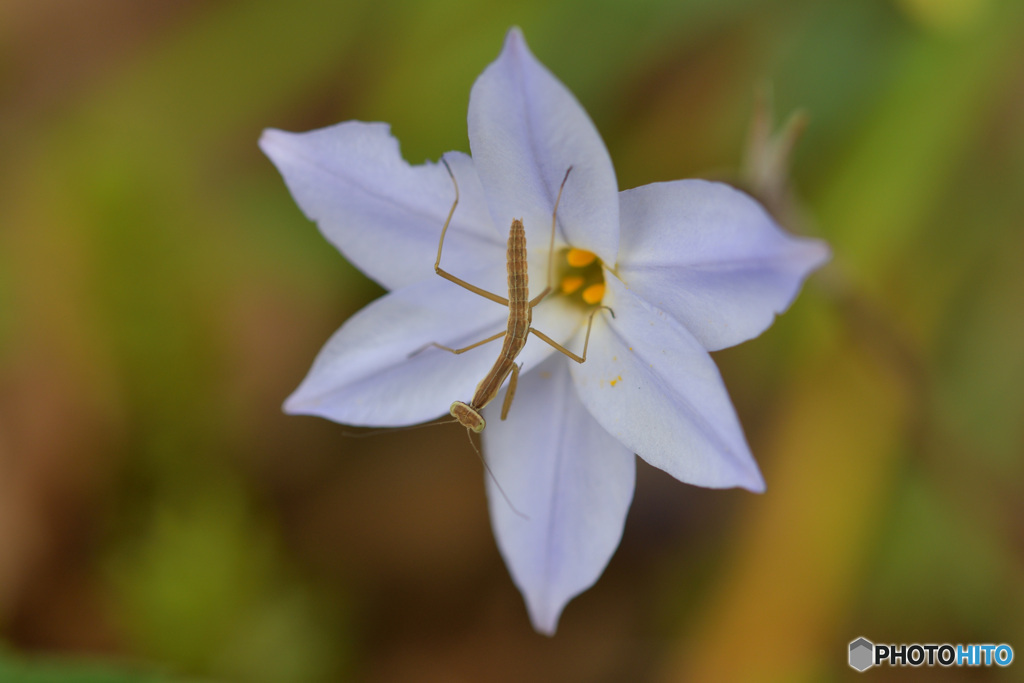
[260,27,828,634]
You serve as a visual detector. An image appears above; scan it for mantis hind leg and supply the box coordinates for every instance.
[532,166,574,309]
[435,158,509,306]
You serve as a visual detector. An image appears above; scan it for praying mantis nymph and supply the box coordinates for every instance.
[424,159,611,433]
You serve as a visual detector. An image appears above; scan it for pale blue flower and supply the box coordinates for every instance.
[260,28,828,634]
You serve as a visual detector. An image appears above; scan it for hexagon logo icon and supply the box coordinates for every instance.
[849,637,874,671]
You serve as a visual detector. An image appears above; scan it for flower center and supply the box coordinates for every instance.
[556,247,605,308]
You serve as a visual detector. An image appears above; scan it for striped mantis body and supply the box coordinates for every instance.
[427,160,610,433]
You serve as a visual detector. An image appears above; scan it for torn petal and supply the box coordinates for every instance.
[261,123,502,291]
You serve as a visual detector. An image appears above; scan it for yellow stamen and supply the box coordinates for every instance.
[582,283,605,304]
[566,248,597,268]
[560,275,585,294]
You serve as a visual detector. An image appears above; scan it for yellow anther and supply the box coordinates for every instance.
[560,275,585,294]
[582,283,605,305]
[566,248,597,268]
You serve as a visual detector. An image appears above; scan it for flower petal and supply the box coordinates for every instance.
[468,28,619,265]
[570,276,765,492]
[616,180,829,351]
[482,354,635,635]
[285,264,514,426]
[260,122,502,291]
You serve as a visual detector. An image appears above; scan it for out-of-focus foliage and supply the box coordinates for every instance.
[0,645,178,683]
[0,0,1021,681]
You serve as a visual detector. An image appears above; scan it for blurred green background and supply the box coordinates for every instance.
[1,0,1022,681]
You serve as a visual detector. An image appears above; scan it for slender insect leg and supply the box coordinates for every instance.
[435,159,509,306]
[532,165,575,308]
[528,285,551,308]
[528,306,614,364]
[408,330,506,358]
[500,363,522,421]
